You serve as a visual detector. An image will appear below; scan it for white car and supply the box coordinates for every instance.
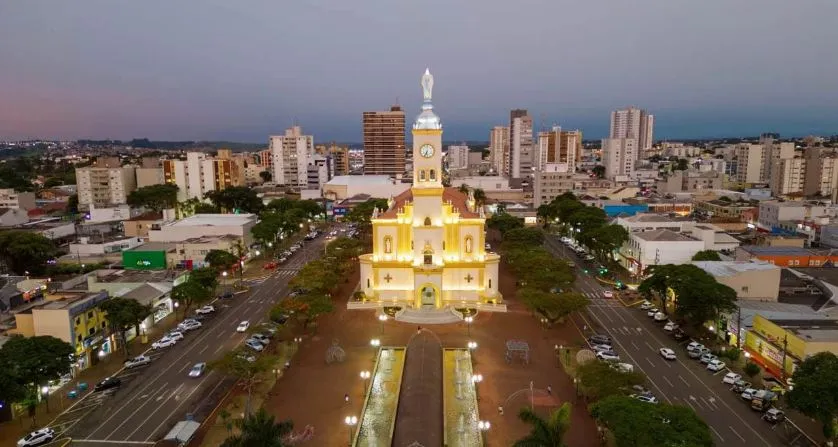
[17,428,55,447]
[707,359,727,371]
[188,362,207,378]
[591,344,613,352]
[236,321,250,332]
[596,351,620,361]
[602,290,614,299]
[639,301,654,310]
[610,362,635,373]
[195,305,215,315]
[632,394,658,404]
[124,355,151,369]
[686,341,704,352]
[741,388,758,401]
[663,322,679,332]
[646,308,659,317]
[167,331,184,341]
[245,339,264,351]
[722,372,742,384]
[659,348,676,360]
[178,320,202,332]
[250,333,270,345]
[653,312,667,322]
[152,336,178,349]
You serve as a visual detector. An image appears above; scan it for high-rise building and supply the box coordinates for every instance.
[533,165,575,207]
[447,144,470,170]
[601,138,637,179]
[535,126,582,173]
[163,151,244,201]
[509,109,533,178]
[306,154,332,189]
[804,148,838,200]
[363,105,406,177]
[326,143,350,176]
[489,126,509,175]
[76,158,137,208]
[610,107,654,153]
[735,139,795,185]
[269,126,315,187]
[770,157,806,196]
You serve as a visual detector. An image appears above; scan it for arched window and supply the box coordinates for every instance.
[411,240,414,249]
[419,170,426,181]
[429,169,436,180]
[488,279,492,289]
[424,250,433,265]
[367,278,370,288]
[442,241,446,250]
[424,217,432,226]
[383,236,393,254]
[465,236,473,253]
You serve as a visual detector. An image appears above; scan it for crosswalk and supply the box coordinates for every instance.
[583,292,624,308]
[245,268,300,285]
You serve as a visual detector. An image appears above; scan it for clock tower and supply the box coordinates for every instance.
[412,68,443,190]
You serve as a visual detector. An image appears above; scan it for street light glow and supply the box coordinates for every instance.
[344,415,358,426]
[478,420,491,431]
[471,374,483,383]
[360,370,371,379]
[41,386,49,395]
[378,314,387,322]
[222,271,228,277]
[465,316,473,324]
[370,338,380,347]
[467,341,478,350]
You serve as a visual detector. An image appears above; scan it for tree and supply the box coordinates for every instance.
[788,352,838,441]
[259,170,272,183]
[0,361,26,408]
[692,250,722,261]
[206,249,239,271]
[519,289,588,324]
[220,408,293,447]
[576,360,646,401]
[274,293,334,329]
[513,403,571,447]
[293,200,323,219]
[99,298,152,358]
[67,194,79,214]
[592,165,606,179]
[345,198,389,230]
[171,268,217,315]
[473,188,487,207]
[744,361,761,379]
[458,184,469,194]
[211,351,275,417]
[675,158,690,171]
[205,187,263,214]
[487,212,523,235]
[639,264,737,326]
[195,202,220,214]
[591,396,713,447]
[503,227,545,247]
[0,231,57,275]
[586,224,628,261]
[127,184,179,212]
[0,335,73,395]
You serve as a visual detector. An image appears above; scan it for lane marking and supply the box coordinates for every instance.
[662,376,674,388]
[679,375,690,387]
[630,340,639,351]
[710,426,725,443]
[729,426,746,443]
[144,374,224,442]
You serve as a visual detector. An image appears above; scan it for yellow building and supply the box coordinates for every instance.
[744,314,838,378]
[356,70,503,323]
[11,291,114,372]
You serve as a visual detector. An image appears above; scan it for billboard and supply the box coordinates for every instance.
[123,250,167,270]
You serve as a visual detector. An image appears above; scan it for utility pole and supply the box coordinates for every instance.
[781,333,788,381]
[736,306,743,350]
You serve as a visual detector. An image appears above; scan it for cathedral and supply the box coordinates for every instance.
[357,69,503,319]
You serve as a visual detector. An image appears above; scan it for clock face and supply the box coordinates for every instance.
[420,144,435,158]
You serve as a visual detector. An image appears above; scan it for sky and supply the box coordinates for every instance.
[1,1,837,143]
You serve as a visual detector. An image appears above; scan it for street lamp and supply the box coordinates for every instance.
[255,250,261,256]
[464,316,473,336]
[370,338,380,360]
[344,415,358,446]
[467,341,477,350]
[378,314,387,335]
[471,374,483,384]
[573,377,579,398]
[360,370,371,390]
[478,420,490,443]
[41,385,50,413]
[222,271,228,294]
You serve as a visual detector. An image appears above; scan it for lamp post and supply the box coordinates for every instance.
[222,271,228,295]
[554,344,560,367]
[558,344,564,367]
[41,386,50,413]
[573,377,579,398]
[360,370,371,391]
[344,415,358,446]
[370,338,380,360]
[467,341,477,362]
[140,322,147,344]
[464,316,473,336]
[477,420,490,444]
[378,314,387,335]
[471,373,483,401]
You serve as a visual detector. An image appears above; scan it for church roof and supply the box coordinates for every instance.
[378,188,480,219]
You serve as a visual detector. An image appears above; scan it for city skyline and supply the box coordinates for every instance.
[1,1,837,142]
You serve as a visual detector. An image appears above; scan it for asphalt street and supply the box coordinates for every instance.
[43,235,329,447]
[544,235,818,447]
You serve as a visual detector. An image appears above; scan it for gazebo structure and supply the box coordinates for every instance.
[505,339,530,364]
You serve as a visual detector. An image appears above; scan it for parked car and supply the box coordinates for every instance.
[167,331,184,341]
[699,353,718,365]
[237,352,256,363]
[245,339,265,351]
[195,305,215,315]
[672,329,688,341]
[178,319,202,332]
[663,322,679,332]
[188,362,207,378]
[596,351,620,361]
[17,428,55,447]
[94,376,121,392]
[250,333,270,345]
[722,372,742,384]
[653,312,667,322]
[124,355,151,369]
[659,348,676,360]
[236,321,250,332]
[639,301,654,310]
[591,344,613,353]
[589,335,612,345]
[152,336,178,349]
[763,408,785,424]
[686,341,704,352]
[631,394,658,404]
[741,388,759,401]
[610,362,634,373]
[646,308,659,317]
[731,379,752,393]
[707,359,727,371]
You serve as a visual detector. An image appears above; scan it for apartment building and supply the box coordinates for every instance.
[270,126,315,187]
[76,159,137,208]
[735,139,796,185]
[0,188,36,210]
[602,138,637,179]
[758,201,832,230]
[532,164,574,207]
[619,229,704,276]
[489,126,509,175]
[535,126,582,173]
[447,144,470,170]
[610,107,654,152]
[657,170,724,193]
[306,154,332,189]
[509,109,533,178]
[363,106,406,177]
[325,143,350,176]
[162,152,215,201]
[804,147,838,200]
[770,157,806,196]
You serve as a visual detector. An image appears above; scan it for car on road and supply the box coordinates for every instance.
[602,290,614,299]
[639,301,654,310]
[178,319,202,332]
[722,372,742,384]
[596,351,620,361]
[237,321,250,332]
[152,335,179,349]
[646,308,659,317]
[659,348,677,360]
[653,312,667,322]
[663,321,679,332]
[245,339,265,351]
[672,328,688,341]
[589,335,612,345]
[699,353,719,364]
[124,355,151,369]
[631,394,658,404]
[688,347,709,359]
[706,359,726,371]
[188,362,207,378]
[94,376,121,392]
[196,305,215,315]
[741,388,759,401]
[17,428,55,447]
[763,408,785,424]
[167,331,184,341]
[263,261,278,270]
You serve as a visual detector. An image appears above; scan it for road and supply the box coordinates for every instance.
[44,235,329,447]
[544,235,817,447]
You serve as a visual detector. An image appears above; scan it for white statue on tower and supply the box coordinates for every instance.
[421,68,434,102]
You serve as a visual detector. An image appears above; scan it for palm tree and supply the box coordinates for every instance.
[473,188,487,207]
[220,408,293,447]
[459,183,470,194]
[513,403,572,447]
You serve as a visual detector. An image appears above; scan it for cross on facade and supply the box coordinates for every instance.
[384,274,393,283]
[465,273,474,283]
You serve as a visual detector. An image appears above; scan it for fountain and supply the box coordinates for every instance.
[354,347,406,446]
[443,349,483,446]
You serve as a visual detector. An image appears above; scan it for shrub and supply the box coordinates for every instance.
[744,361,761,378]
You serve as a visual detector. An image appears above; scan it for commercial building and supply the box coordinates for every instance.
[270,126,315,187]
[803,147,838,201]
[735,246,838,267]
[509,109,533,178]
[488,126,509,175]
[693,261,781,301]
[616,213,694,233]
[76,161,137,209]
[0,189,36,210]
[694,199,757,221]
[149,213,256,247]
[770,157,806,197]
[619,229,705,276]
[363,106,406,177]
[306,154,332,189]
[601,138,637,179]
[657,170,724,194]
[535,126,582,173]
[322,175,409,201]
[684,224,741,252]
[447,144,469,170]
[532,166,574,207]
[744,315,838,379]
[609,107,654,153]
[758,201,832,231]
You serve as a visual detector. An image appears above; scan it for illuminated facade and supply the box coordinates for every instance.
[358,70,501,313]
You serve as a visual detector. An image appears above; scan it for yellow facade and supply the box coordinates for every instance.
[743,315,838,377]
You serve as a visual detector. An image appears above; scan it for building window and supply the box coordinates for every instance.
[424,217,432,226]
[367,278,370,288]
[423,249,433,265]
[75,317,81,326]
[488,279,492,289]
[419,170,426,181]
[88,327,95,335]
[442,241,445,250]
[87,311,94,319]
[77,335,82,342]
[742,286,749,293]
[465,236,473,253]
[430,169,436,180]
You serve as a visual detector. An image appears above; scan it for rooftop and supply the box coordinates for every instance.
[165,213,256,227]
[693,260,779,277]
[632,229,696,243]
[127,211,163,221]
[127,242,176,252]
[94,269,179,283]
[379,187,479,219]
[116,283,171,305]
[742,246,838,256]
[327,175,396,186]
[619,213,689,223]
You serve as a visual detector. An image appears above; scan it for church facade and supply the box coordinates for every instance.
[357,69,502,313]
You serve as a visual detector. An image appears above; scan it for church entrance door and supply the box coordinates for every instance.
[420,286,436,308]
